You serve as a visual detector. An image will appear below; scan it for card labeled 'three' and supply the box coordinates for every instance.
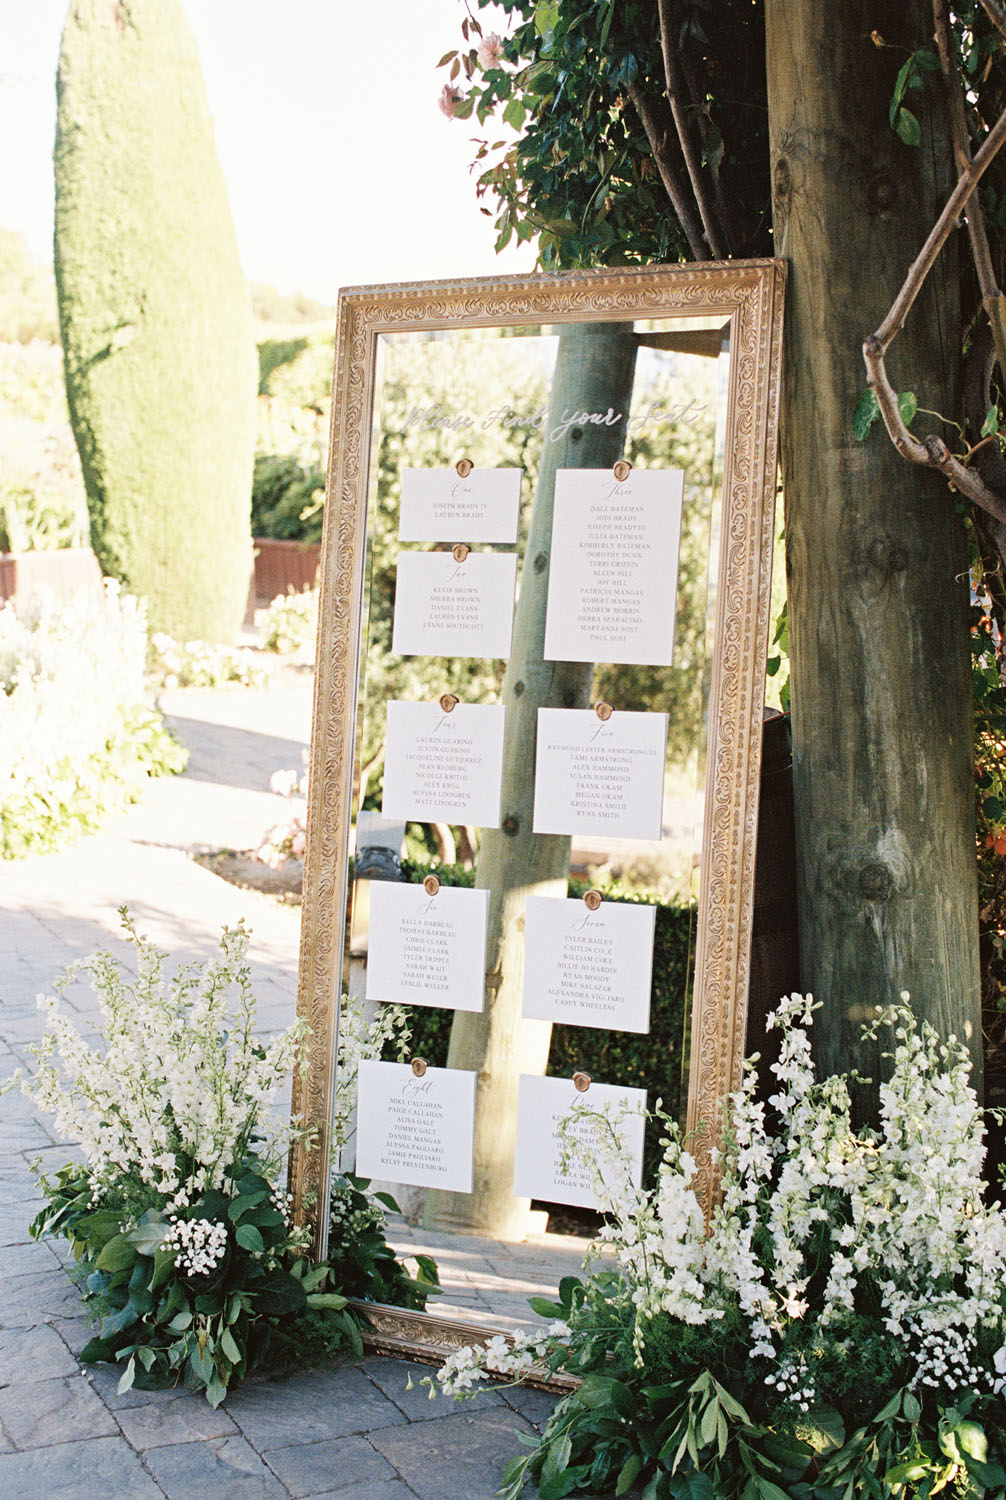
[513,1075,647,1210]
[543,467,684,666]
[382,701,506,828]
[522,895,655,1033]
[366,881,488,1013]
[532,707,668,841]
[356,1060,476,1194]
[399,467,522,544]
[391,550,517,660]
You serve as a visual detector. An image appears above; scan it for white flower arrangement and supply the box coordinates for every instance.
[437,994,1006,1407]
[21,912,306,1211]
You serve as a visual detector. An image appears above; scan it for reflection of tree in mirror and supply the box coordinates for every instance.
[594,356,719,767]
[360,336,720,805]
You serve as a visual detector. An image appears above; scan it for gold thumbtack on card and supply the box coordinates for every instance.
[612,459,632,482]
[583,889,603,912]
[439,693,459,713]
[573,1071,592,1093]
[594,701,613,722]
[411,1057,428,1078]
[451,543,470,563]
[455,458,473,478]
[423,874,441,897]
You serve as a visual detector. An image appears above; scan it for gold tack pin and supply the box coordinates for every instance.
[451,543,470,563]
[583,889,603,912]
[423,874,441,897]
[612,459,632,482]
[594,701,613,721]
[573,1071,592,1093]
[411,1057,428,1078]
[439,693,459,713]
[455,458,473,478]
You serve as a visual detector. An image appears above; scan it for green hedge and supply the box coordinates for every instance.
[251,455,325,543]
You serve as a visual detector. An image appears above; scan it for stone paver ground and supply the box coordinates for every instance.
[0,660,565,1500]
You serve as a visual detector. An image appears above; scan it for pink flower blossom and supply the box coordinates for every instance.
[291,828,307,857]
[439,82,463,118]
[269,768,299,798]
[477,32,504,69]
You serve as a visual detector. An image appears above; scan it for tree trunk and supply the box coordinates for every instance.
[424,322,639,1236]
[765,1,981,1094]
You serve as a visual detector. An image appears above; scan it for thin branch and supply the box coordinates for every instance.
[863,333,1006,523]
[933,0,1006,383]
[873,105,1006,349]
[655,0,727,258]
[979,0,1006,38]
[864,89,1006,530]
[627,80,712,259]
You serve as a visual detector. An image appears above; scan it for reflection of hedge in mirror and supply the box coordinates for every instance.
[385,861,694,1186]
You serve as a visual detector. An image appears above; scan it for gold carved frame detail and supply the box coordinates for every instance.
[289,261,786,1325]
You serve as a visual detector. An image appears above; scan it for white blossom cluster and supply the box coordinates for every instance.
[436,1323,569,1397]
[160,1215,229,1277]
[329,1181,386,1242]
[21,916,308,1212]
[436,993,1006,1405]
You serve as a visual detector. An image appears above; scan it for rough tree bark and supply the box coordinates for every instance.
[765,0,981,1090]
[424,322,638,1236]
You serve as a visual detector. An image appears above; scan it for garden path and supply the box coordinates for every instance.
[0,661,563,1500]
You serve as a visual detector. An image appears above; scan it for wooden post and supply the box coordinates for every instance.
[765,0,981,1096]
[424,322,638,1236]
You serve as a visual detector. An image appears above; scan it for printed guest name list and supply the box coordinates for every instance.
[543,467,684,666]
[382,700,506,828]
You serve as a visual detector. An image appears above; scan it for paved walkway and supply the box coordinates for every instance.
[0,660,559,1500]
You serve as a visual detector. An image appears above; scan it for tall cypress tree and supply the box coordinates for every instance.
[54,0,257,642]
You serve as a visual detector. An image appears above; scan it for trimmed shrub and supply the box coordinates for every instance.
[54,0,257,642]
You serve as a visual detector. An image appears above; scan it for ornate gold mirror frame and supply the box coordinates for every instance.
[289,259,785,1364]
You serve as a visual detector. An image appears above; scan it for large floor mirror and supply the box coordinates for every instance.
[290,261,785,1366]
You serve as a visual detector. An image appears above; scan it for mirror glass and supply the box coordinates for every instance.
[290,265,785,1362]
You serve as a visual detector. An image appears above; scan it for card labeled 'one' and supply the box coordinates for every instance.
[543,468,684,666]
[356,1060,476,1194]
[391,551,517,659]
[513,1075,647,1210]
[366,882,488,1013]
[399,467,522,543]
[382,701,506,828]
[532,708,668,841]
[522,896,655,1033]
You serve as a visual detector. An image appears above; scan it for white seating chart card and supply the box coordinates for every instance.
[366,882,489,1013]
[522,896,656,1033]
[356,1060,476,1193]
[399,467,522,543]
[382,701,506,828]
[532,707,668,841]
[543,468,684,666]
[391,551,517,660]
[512,1075,646,1210]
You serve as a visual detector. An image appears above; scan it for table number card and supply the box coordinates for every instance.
[391,551,517,660]
[399,467,522,543]
[532,708,668,841]
[543,467,684,665]
[382,701,506,828]
[366,881,489,1012]
[356,1060,476,1193]
[522,895,655,1033]
[512,1075,646,1210]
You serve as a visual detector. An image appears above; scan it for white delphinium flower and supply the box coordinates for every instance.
[21,916,307,1211]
